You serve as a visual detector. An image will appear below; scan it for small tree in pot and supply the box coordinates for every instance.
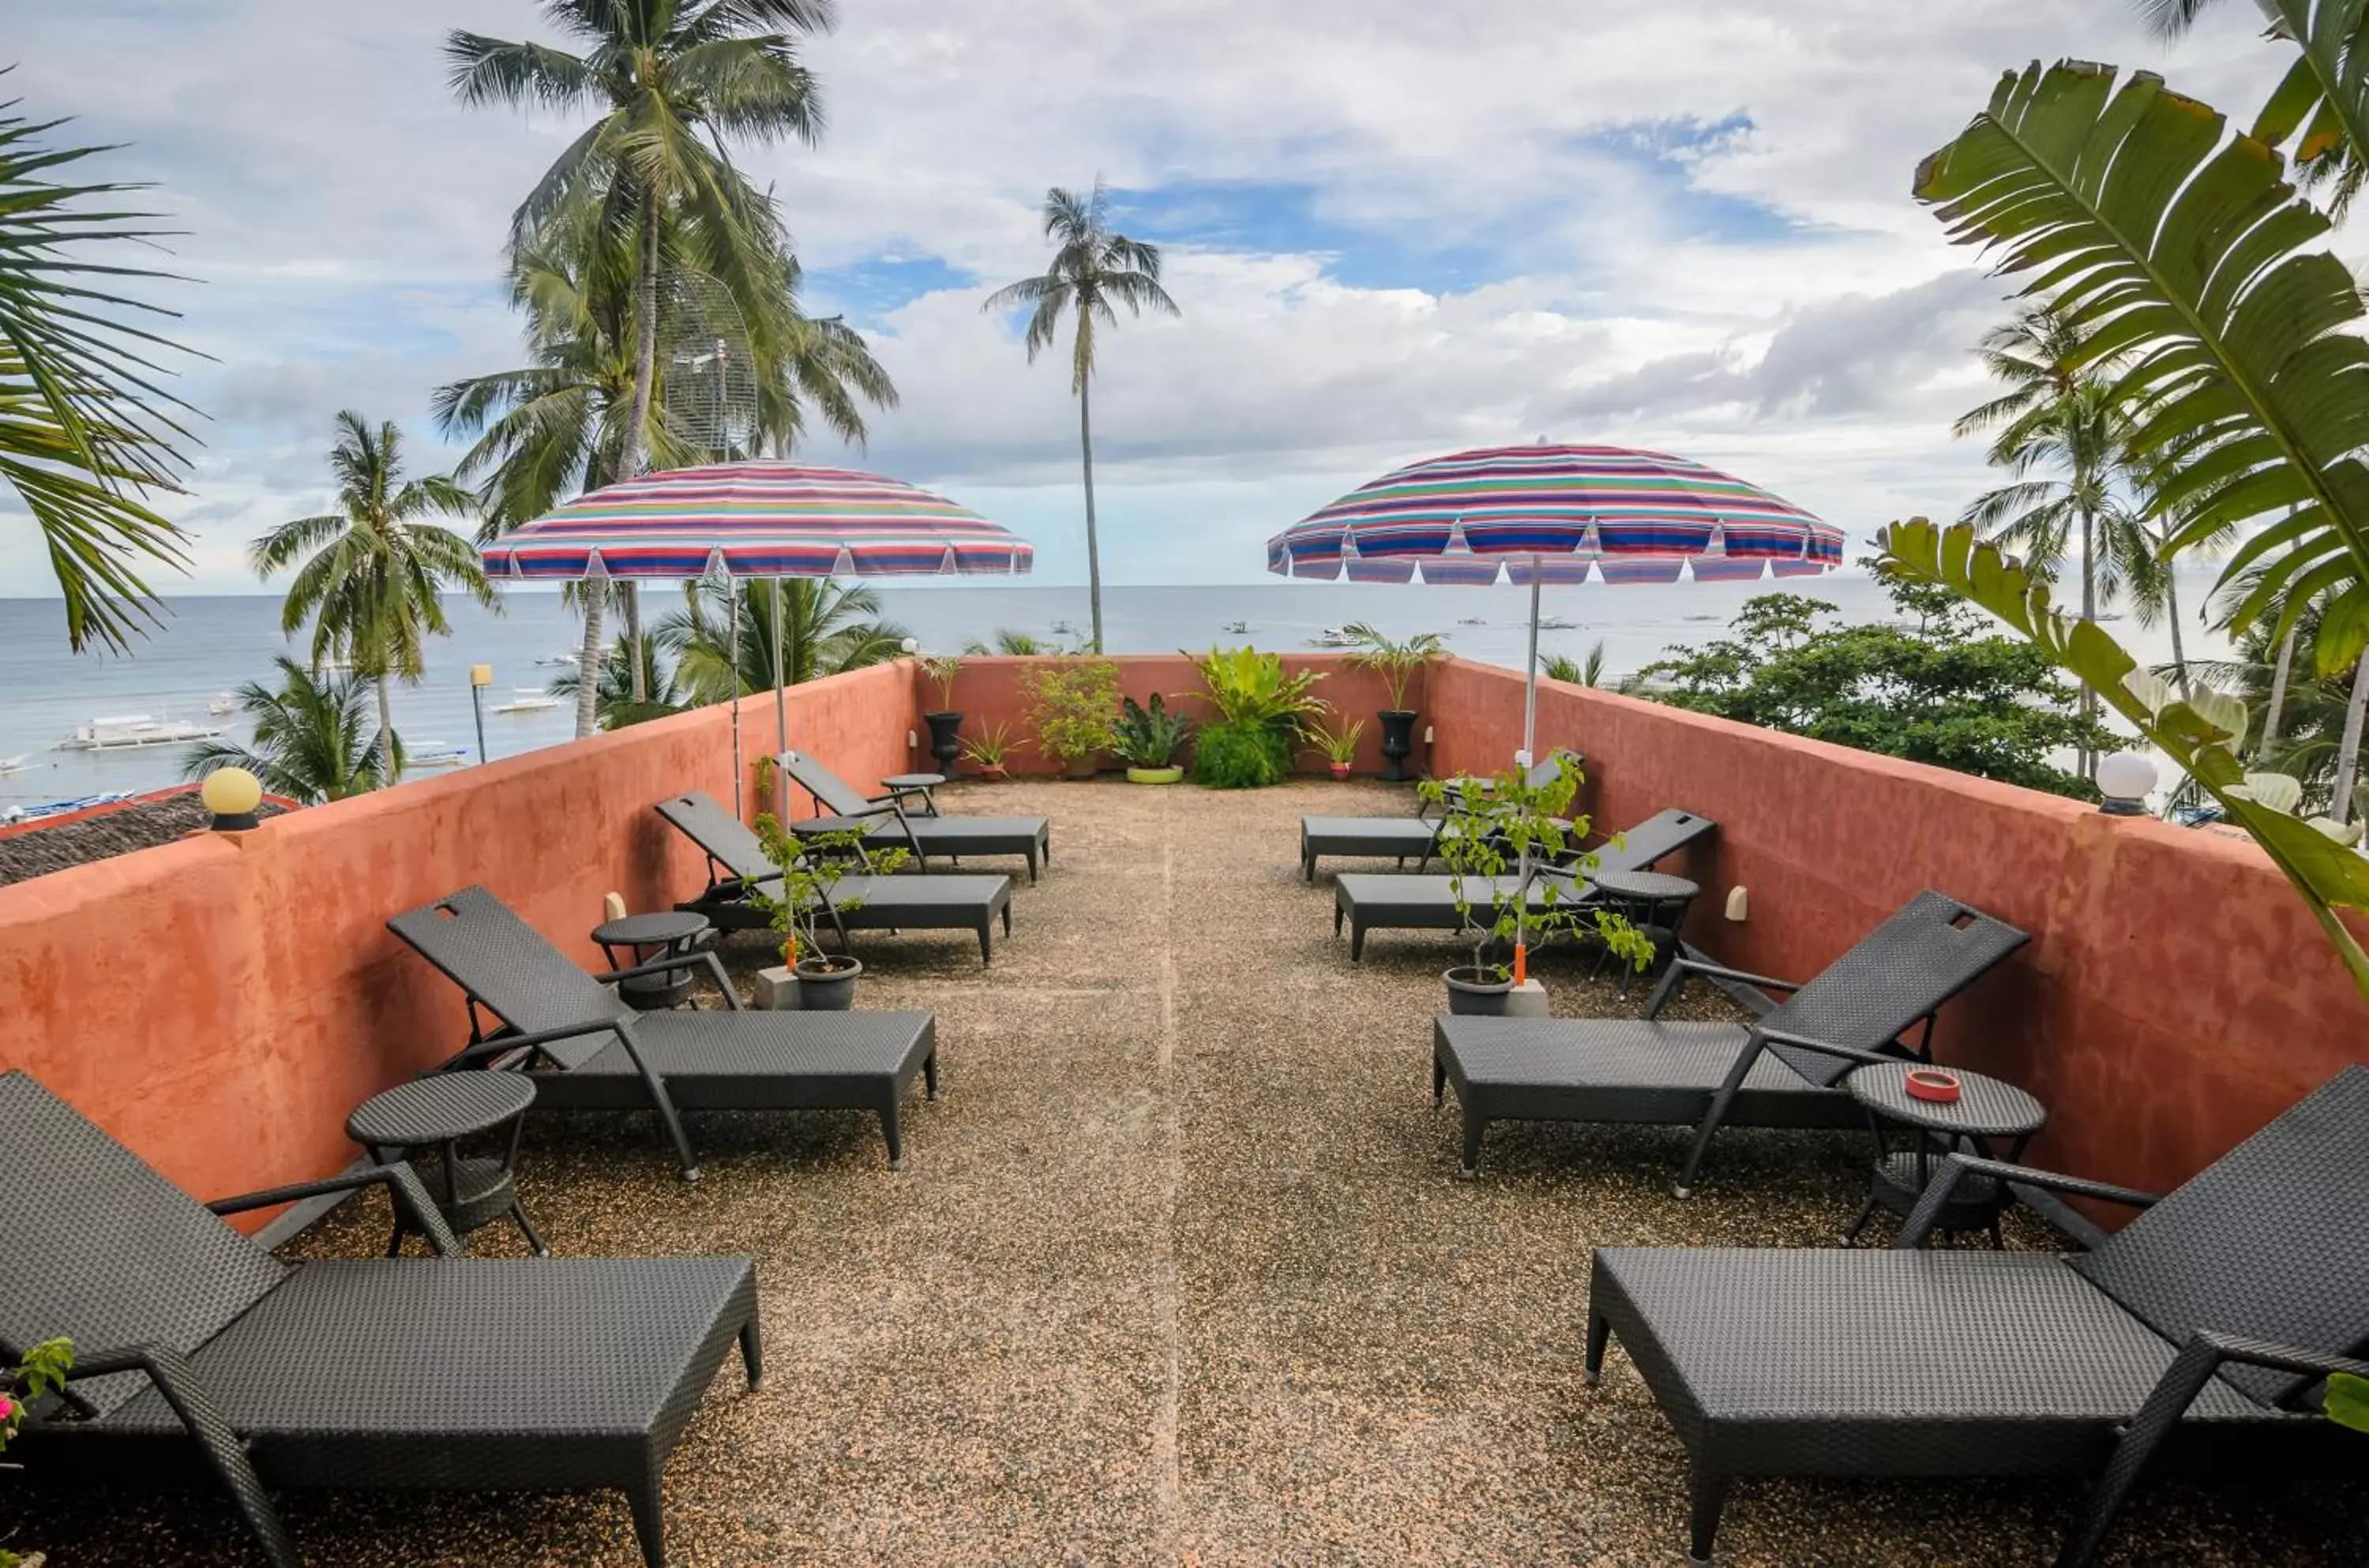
[1307,715,1365,779]
[1420,753,1651,1013]
[749,817,910,1008]
[1115,692,1193,783]
[959,720,1020,780]
[1024,658,1121,778]
[1343,624,1443,781]
[919,655,964,771]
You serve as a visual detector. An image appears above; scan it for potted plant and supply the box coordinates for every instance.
[748,816,910,1009]
[1114,693,1192,783]
[1023,658,1121,778]
[1419,753,1650,1014]
[2,1337,70,1568]
[919,655,963,771]
[1342,624,1444,781]
[1188,646,1328,788]
[959,721,1020,781]
[1307,715,1365,780]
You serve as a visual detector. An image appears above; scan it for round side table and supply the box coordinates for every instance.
[1588,868,1700,996]
[347,1072,543,1256]
[593,910,713,1011]
[1844,1061,2046,1248]
[883,772,946,816]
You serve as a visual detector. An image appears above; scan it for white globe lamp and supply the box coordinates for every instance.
[2097,750,2157,817]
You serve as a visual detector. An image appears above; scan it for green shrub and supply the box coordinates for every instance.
[1194,718,1291,788]
[1023,658,1121,767]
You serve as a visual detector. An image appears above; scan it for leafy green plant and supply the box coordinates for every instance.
[1023,658,1121,768]
[1307,715,1365,765]
[959,720,1020,774]
[1193,719,1293,789]
[1189,646,1328,788]
[1,1336,72,1568]
[181,657,399,804]
[1417,756,1651,980]
[963,628,1051,655]
[1882,519,2369,996]
[921,655,961,712]
[2329,1371,2369,1432]
[1113,693,1192,768]
[1342,623,1444,711]
[746,816,908,968]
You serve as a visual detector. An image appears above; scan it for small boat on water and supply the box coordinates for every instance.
[207,692,236,715]
[3,790,134,826]
[1456,617,1488,626]
[1308,627,1359,648]
[55,715,226,751]
[533,651,582,667]
[491,688,562,715]
[1534,616,1581,632]
[1222,620,1250,635]
[1049,619,1079,637]
[0,756,28,776]
[407,742,470,768]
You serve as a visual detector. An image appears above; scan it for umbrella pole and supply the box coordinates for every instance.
[730,576,745,820]
[1522,568,1541,766]
[772,577,788,820]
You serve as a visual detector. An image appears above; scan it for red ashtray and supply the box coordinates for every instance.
[1904,1067,1962,1105]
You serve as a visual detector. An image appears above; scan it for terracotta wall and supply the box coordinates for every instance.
[1425,655,2368,1201]
[0,662,916,1224]
[915,653,1427,778]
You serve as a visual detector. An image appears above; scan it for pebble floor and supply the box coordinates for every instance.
[13,778,2358,1566]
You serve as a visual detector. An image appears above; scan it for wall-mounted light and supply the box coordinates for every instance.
[200,767,264,831]
[2097,750,2157,817]
[1725,886,1748,922]
[900,636,919,655]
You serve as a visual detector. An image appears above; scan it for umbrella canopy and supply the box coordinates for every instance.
[1267,444,1842,584]
[481,460,1034,582]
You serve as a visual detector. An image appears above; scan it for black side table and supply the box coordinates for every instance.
[347,1072,544,1256]
[883,772,947,816]
[1588,868,1701,996]
[1844,1062,2046,1248]
[594,910,714,1011]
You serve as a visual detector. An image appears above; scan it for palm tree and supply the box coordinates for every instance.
[250,412,495,771]
[982,180,1180,652]
[0,84,198,651]
[548,632,684,730]
[181,658,397,805]
[659,575,907,702]
[963,628,1051,655]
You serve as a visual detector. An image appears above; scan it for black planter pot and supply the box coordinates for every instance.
[1444,965,1514,1016]
[922,711,963,771]
[1376,708,1418,781]
[794,955,863,1011]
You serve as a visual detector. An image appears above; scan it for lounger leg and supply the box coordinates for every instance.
[627,1475,667,1568]
[1459,1109,1486,1178]
[1350,921,1366,963]
[923,1047,940,1101]
[1432,1053,1447,1106]
[740,1316,765,1390]
[511,1199,549,1257]
[1003,903,1013,936]
[1334,902,1345,936]
[1673,1037,1766,1199]
[1687,1469,1732,1563]
[978,922,993,966]
[880,1098,904,1170]
[1840,1194,1879,1247]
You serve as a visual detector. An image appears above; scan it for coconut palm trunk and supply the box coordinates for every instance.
[2078,501,2098,781]
[2336,653,2369,824]
[2164,568,2189,700]
[1078,367,1102,653]
[2263,628,2298,760]
[374,672,398,774]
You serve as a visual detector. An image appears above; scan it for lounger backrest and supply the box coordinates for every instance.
[1586,808,1714,876]
[387,886,629,1061]
[0,1071,288,1416]
[2071,1064,2369,1408]
[774,749,869,816]
[655,791,776,881]
[1759,891,2028,1088]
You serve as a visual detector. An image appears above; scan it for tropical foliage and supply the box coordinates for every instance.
[983,180,1179,653]
[963,628,1054,655]
[0,87,196,652]
[251,411,494,762]
[745,814,907,967]
[659,576,907,703]
[182,658,400,805]
[1113,692,1192,768]
[547,632,683,730]
[1339,623,1443,711]
[1022,657,1121,768]
[1188,646,1327,788]
[1639,579,2112,800]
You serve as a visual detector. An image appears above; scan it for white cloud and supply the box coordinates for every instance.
[0,0,2316,592]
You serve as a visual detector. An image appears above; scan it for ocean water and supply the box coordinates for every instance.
[0,572,2230,812]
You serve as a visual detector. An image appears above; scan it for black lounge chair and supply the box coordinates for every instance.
[655,790,1014,965]
[389,886,939,1176]
[1432,889,2026,1187]
[1297,748,1584,882]
[0,1070,761,1568]
[1332,806,1716,960]
[1586,1065,2369,1566]
[774,748,1050,882]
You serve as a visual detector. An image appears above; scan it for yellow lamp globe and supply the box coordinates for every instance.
[201,766,265,830]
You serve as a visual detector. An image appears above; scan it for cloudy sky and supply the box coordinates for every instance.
[4,0,2307,594]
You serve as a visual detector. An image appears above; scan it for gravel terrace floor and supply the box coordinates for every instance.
[15,778,2357,1566]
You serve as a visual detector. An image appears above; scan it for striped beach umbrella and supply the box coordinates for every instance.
[484,460,1033,814]
[1267,443,1842,760]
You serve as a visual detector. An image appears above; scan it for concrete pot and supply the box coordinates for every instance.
[1061,755,1099,780]
[1444,965,1514,1015]
[922,711,963,771]
[1126,765,1184,785]
[793,955,862,1011]
[1377,709,1418,781]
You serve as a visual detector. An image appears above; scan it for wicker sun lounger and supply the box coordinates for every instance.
[1586,1065,2369,1566]
[389,886,939,1176]
[1432,890,2026,1187]
[1331,806,1715,960]
[774,748,1050,881]
[1298,748,1583,881]
[656,791,1015,964]
[0,1070,762,1568]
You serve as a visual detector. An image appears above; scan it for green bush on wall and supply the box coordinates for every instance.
[1193,718,1291,788]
